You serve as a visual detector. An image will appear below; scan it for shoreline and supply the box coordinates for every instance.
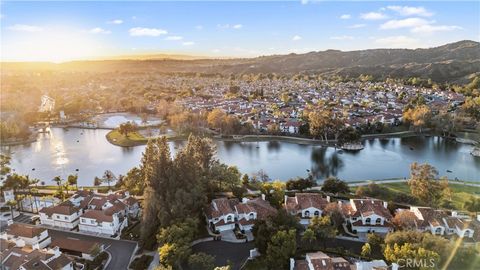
[104,128,479,148]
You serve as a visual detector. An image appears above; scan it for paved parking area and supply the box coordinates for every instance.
[190,241,254,270]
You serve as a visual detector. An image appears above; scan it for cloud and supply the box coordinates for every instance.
[165,36,183,41]
[380,18,461,34]
[360,12,388,20]
[88,27,111,34]
[108,19,123,25]
[340,14,351,19]
[348,24,366,29]
[217,24,243,30]
[330,35,354,40]
[7,24,43,32]
[380,18,430,30]
[195,25,203,30]
[386,6,433,17]
[182,41,195,46]
[375,35,421,48]
[411,24,462,34]
[292,35,302,41]
[129,27,167,37]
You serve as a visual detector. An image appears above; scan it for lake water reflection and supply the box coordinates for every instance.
[1,128,479,186]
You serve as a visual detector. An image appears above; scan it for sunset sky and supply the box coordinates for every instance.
[1,1,479,62]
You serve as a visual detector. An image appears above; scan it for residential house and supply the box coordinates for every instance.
[289,251,351,270]
[341,199,393,234]
[1,223,52,249]
[0,242,73,270]
[284,193,330,225]
[51,236,104,261]
[205,198,238,232]
[39,201,83,230]
[235,196,277,231]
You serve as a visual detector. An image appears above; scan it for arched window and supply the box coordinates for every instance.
[249,213,255,219]
[304,211,310,217]
[365,218,371,224]
[314,211,320,216]
[376,218,382,225]
[435,228,442,234]
[227,215,233,222]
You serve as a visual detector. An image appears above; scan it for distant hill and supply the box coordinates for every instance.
[2,40,479,84]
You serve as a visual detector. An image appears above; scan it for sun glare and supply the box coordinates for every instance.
[2,27,108,63]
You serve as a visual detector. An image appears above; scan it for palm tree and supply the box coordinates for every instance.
[103,170,114,190]
[52,176,64,201]
[6,200,17,219]
[31,188,39,213]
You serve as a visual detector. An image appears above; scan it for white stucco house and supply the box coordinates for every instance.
[39,201,83,230]
[284,193,330,225]
[341,199,393,234]
[1,223,52,249]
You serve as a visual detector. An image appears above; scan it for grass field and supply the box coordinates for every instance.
[106,129,149,147]
[351,182,480,211]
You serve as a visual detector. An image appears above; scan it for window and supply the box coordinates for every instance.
[249,213,255,219]
[81,218,86,223]
[227,215,232,222]
[365,218,371,224]
[435,228,442,234]
[56,215,60,219]
[304,211,310,217]
[376,218,381,225]
[64,216,68,220]
[91,220,95,224]
[314,211,320,216]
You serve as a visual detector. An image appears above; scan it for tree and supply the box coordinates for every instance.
[52,176,65,201]
[67,174,78,191]
[286,177,315,191]
[207,108,227,130]
[403,105,432,133]
[121,167,144,195]
[361,243,372,257]
[384,243,440,269]
[392,210,418,230]
[407,163,443,206]
[102,170,115,189]
[242,174,250,186]
[308,216,337,248]
[6,200,17,218]
[119,121,137,137]
[323,202,344,230]
[157,219,198,268]
[309,110,332,141]
[188,253,215,270]
[0,154,11,179]
[367,233,384,250]
[321,177,349,194]
[464,196,480,213]
[355,182,388,198]
[266,230,297,269]
[260,181,285,208]
[301,228,316,248]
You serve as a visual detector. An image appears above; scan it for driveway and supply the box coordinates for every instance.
[189,241,254,270]
[47,229,137,270]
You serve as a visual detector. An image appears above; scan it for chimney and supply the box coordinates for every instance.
[326,195,331,202]
[242,198,249,204]
[261,194,266,201]
[383,201,388,208]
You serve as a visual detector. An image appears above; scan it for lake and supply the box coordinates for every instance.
[1,127,479,186]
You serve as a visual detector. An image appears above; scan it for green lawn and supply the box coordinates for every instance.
[351,182,480,211]
[106,130,149,147]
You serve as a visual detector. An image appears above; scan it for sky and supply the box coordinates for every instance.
[1,1,479,62]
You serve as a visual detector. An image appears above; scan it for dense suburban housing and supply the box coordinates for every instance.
[39,190,139,236]
[0,237,73,270]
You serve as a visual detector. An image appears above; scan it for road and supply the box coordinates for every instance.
[47,229,137,270]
